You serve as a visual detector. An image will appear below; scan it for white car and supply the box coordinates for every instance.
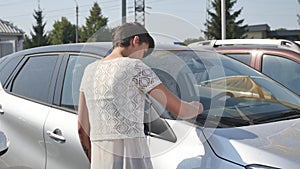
[1,43,300,169]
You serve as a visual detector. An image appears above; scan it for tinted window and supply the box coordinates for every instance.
[0,55,22,85]
[61,55,98,110]
[224,53,251,65]
[262,54,300,95]
[11,55,58,103]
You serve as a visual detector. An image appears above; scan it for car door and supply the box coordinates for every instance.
[144,95,205,168]
[144,69,205,169]
[44,54,100,169]
[0,54,60,169]
[148,119,205,169]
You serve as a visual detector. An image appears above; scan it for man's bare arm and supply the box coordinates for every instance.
[78,92,91,162]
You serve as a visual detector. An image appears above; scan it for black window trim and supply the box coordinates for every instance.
[5,53,64,106]
[0,54,23,89]
[53,52,103,114]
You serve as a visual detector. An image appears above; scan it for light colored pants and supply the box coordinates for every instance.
[91,138,153,169]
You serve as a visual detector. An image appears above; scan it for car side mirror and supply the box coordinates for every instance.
[144,95,177,143]
[0,131,9,156]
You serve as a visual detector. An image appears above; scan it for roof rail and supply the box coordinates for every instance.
[189,39,300,53]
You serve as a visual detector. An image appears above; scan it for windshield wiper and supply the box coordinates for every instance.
[253,109,300,123]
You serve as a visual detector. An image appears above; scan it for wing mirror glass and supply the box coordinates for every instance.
[0,131,9,156]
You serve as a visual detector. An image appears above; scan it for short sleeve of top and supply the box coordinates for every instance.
[132,60,162,93]
[79,68,87,92]
[79,61,96,93]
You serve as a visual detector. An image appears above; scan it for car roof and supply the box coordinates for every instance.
[17,42,113,56]
[3,42,213,60]
[212,44,299,52]
[189,39,300,54]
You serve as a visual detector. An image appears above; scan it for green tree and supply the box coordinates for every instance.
[23,35,33,49]
[204,0,248,39]
[80,2,109,42]
[23,9,49,49]
[49,17,76,45]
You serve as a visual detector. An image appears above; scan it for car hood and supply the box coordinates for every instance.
[202,118,300,168]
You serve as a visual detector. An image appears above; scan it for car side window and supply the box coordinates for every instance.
[61,55,98,111]
[0,55,22,85]
[11,55,59,103]
[262,54,300,95]
[224,53,251,65]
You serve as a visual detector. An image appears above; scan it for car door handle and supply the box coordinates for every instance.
[47,129,66,143]
[0,104,4,115]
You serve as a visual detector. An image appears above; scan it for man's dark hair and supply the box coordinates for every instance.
[112,22,155,56]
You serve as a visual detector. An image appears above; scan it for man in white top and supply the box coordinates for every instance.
[78,22,203,169]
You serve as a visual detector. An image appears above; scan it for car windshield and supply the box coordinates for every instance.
[144,50,300,128]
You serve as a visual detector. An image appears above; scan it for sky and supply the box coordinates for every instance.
[0,0,299,43]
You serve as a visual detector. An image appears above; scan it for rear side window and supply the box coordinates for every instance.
[262,54,300,95]
[11,55,59,103]
[0,55,22,85]
[224,53,251,65]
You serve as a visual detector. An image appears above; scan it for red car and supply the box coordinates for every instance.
[190,39,300,95]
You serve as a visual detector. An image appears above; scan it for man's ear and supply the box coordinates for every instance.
[131,36,140,46]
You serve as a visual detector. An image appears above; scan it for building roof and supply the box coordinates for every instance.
[247,24,271,32]
[0,19,24,36]
[269,29,300,36]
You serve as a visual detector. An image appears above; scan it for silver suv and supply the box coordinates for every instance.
[1,43,300,169]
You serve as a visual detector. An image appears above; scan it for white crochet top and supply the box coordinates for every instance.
[80,57,161,141]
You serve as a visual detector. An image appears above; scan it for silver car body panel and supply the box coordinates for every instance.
[203,118,300,169]
[0,86,48,168]
[149,120,245,169]
[44,108,90,169]
[149,120,204,168]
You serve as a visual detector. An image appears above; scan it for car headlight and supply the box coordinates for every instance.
[245,164,280,169]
